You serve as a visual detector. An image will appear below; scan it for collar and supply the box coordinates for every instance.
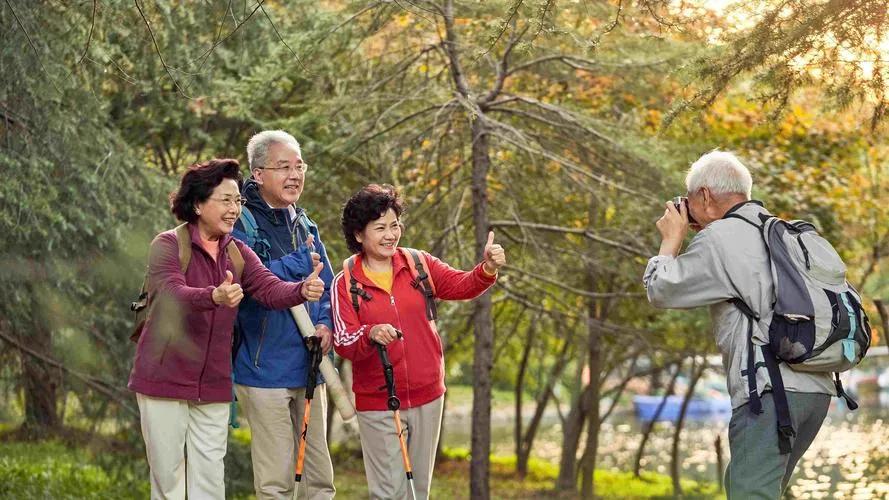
[187,222,234,253]
[721,199,764,219]
[243,178,303,224]
[349,249,411,288]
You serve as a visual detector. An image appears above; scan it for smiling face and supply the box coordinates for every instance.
[253,141,305,208]
[195,178,242,240]
[355,208,402,264]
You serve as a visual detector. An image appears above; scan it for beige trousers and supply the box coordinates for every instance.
[357,396,444,500]
[235,384,335,500]
[136,393,229,500]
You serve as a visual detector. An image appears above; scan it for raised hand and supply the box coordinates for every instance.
[301,262,325,302]
[212,270,244,308]
[482,231,506,274]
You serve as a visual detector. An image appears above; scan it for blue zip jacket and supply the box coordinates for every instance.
[231,179,334,388]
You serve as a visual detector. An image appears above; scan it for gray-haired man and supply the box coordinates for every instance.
[642,151,834,498]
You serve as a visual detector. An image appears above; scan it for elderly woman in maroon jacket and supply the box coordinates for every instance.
[128,159,324,500]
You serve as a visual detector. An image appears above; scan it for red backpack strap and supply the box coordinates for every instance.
[343,255,371,314]
[400,248,438,321]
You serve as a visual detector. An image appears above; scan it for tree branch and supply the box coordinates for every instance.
[134,0,190,97]
[489,220,649,257]
[0,328,137,416]
[502,264,645,299]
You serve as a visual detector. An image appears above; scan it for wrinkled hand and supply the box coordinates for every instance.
[212,270,244,308]
[655,201,688,257]
[369,324,401,346]
[482,231,506,274]
[315,324,333,354]
[301,263,325,302]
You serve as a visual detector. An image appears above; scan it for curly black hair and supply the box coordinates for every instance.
[170,159,243,223]
[341,184,404,254]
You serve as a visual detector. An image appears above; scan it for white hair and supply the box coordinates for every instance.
[685,150,752,199]
[246,130,301,170]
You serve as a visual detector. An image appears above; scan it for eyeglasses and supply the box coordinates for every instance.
[208,196,247,208]
[259,163,309,174]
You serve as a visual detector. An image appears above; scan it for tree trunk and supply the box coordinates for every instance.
[517,337,571,478]
[515,326,534,479]
[20,320,60,438]
[873,299,888,345]
[671,360,706,496]
[634,362,682,477]
[578,305,603,499]
[469,115,494,500]
[557,355,591,491]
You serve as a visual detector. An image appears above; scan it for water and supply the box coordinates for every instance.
[439,391,889,497]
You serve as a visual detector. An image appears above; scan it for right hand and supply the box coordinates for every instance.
[301,262,325,302]
[369,324,400,346]
[212,270,244,308]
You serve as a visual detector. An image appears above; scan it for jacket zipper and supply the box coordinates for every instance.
[389,293,412,407]
[198,309,216,402]
[254,314,269,367]
[197,248,224,401]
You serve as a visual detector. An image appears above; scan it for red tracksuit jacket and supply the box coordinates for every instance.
[332,249,496,411]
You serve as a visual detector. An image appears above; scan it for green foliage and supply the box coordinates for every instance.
[0,441,149,499]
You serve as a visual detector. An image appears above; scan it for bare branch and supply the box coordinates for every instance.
[77,0,98,65]
[490,219,649,257]
[442,0,472,97]
[5,0,61,93]
[502,264,645,299]
[0,328,137,416]
[260,3,309,73]
[134,0,190,97]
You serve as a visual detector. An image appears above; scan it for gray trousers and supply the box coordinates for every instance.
[235,384,335,500]
[357,396,444,500]
[725,391,830,499]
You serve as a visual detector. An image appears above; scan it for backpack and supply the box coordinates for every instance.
[343,248,438,321]
[728,210,872,453]
[130,223,245,342]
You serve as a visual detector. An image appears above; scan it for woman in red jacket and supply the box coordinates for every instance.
[128,159,325,500]
[333,184,505,499]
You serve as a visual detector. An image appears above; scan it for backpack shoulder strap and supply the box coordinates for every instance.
[238,206,260,245]
[342,255,370,314]
[400,247,438,321]
[174,223,192,274]
[226,242,245,280]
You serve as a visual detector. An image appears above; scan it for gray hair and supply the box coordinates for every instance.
[685,150,752,199]
[246,130,302,170]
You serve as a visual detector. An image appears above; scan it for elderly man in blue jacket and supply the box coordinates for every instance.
[232,130,336,500]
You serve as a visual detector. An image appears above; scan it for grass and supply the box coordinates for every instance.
[0,438,723,499]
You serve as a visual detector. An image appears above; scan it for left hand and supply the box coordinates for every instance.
[655,201,688,257]
[314,324,333,355]
[482,231,506,274]
[301,263,325,302]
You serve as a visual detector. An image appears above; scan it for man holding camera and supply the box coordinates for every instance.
[642,151,834,498]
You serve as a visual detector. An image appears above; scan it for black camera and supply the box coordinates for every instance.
[672,196,697,224]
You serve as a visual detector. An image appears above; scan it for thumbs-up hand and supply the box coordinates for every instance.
[212,270,244,308]
[482,230,506,275]
[301,262,325,302]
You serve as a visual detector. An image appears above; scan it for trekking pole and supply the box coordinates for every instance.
[295,335,324,499]
[375,331,417,500]
[290,305,357,422]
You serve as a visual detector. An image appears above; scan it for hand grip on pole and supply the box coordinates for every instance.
[290,304,356,422]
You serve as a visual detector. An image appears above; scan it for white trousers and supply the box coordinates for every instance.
[137,393,229,500]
